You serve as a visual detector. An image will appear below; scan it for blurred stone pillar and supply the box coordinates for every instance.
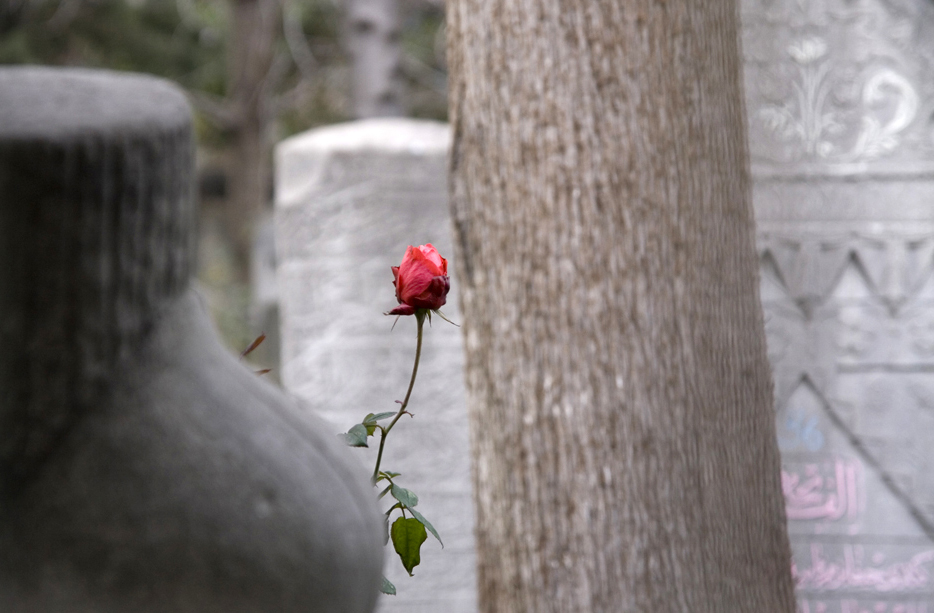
[346,0,404,118]
[275,119,475,613]
[741,1,934,610]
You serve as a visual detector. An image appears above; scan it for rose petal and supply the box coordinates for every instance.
[397,251,435,303]
[391,266,401,302]
[409,274,450,310]
[405,245,444,276]
[389,245,450,315]
[418,244,446,274]
[386,303,417,316]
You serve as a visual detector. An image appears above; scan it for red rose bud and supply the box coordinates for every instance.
[387,244,450,315]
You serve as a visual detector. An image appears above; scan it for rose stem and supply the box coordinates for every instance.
[372,310,425,484]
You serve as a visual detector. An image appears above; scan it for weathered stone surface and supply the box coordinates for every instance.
[275,118,476,613]
[0,66,382,613]
[741,1,934,610]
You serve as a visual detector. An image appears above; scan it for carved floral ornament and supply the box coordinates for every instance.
[742,0,934,171]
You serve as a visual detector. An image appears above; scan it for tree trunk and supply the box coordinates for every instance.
[225,0,280,280]
[446,1,796,612]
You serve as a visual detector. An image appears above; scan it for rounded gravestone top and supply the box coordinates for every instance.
[0,66,190,141]
[278,117,451,157]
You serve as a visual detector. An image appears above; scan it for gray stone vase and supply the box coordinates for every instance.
[0,66,383,613]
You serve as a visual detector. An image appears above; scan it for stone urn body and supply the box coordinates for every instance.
[0,67,383,613]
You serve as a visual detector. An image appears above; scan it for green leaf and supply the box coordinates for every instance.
[409,507,443,548]
[362,413,377,436]
[391,484,418,508]
[391,517,427,576]
[343,424,368,447]
[377,484,392,500]
[380,575,396,595]
[363,412,396,435]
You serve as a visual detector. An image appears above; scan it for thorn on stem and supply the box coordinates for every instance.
[240,332,267,359]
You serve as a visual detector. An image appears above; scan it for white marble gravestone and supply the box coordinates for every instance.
[275,119,476,613]
[741,0,934,611]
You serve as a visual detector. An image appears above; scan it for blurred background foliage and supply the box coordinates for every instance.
[0,0,447,376]
[0,0,446,133]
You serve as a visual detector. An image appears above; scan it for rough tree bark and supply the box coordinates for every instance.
[447,1,796,612]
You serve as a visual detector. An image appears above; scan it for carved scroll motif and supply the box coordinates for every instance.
[757,39,919,163]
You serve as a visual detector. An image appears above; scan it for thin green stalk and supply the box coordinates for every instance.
[372,311,425,483]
